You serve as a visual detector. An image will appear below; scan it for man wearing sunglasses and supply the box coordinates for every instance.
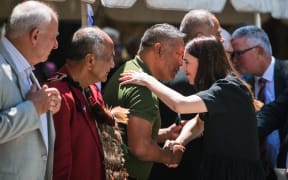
[231,25,288,180]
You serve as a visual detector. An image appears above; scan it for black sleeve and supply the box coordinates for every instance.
[257,88,288,138]
[196,78,249,115]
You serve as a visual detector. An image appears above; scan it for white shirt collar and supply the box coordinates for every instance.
[255,56,275,82]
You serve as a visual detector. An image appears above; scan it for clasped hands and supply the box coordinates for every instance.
[163,139,185,168]
[26,84,61,115]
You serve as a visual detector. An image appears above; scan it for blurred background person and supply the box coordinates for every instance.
[257,89,288,180]
[126,35,142,59]
[221,28,233,61]
[34,61,57,84]
[101,26,128,90]
[231,25,288,179]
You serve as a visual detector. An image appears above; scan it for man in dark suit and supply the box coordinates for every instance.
[231,25,288,179]
[257,89,288,177]
[231,26,288,102]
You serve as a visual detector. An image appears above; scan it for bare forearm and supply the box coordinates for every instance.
[175,116,203,146]
[120,71,207,113]
[129,138,172,164]
[157,128,172,143]
[145,76,186,113]
[145,76,207,114]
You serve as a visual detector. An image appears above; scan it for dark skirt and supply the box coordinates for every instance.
[198,156,265,180]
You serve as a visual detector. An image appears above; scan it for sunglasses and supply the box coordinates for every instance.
[231,45,259,59]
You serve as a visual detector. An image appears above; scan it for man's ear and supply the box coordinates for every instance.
[85,53,95,70]
[154,42,162,56]
[85,53,94,63]
[256,45,264,56]
[30,28,40,46]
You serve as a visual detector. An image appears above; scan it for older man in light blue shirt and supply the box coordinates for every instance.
[0,1,61,180]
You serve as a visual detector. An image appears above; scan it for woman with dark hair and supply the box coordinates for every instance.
[120,36,265,180]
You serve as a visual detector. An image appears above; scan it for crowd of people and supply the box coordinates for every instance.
[0,1,287,180]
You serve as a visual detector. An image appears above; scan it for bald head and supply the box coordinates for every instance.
[67,27,114,62]
[6,0,58,39]
[180,9,222,43]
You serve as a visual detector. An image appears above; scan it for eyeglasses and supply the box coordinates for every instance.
[231,45,259,59]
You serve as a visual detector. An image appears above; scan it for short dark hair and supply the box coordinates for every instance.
[67,27,108,61]
[138,23,185,53]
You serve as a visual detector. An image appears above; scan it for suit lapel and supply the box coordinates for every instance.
[45,111,55,180]
[17,73,30,99]
[273,60,287,97]
[246,76,255,92]
[47,112,55,152]
[0,41,28,100]
[30,71,51,151]
[274,60,280,96]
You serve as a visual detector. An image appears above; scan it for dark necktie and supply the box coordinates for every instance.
[258,78,269,173]
[258,78,266,103]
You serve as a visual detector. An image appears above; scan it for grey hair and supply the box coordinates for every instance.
[180,9,215,43]
[138,23,185,53]
[67,27,108,61]
[231,25,272,55]
[6,1,58,39]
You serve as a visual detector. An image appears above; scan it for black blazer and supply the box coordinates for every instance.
[257,89,288,168]
[247,59,288,98]
[254,59,288,168]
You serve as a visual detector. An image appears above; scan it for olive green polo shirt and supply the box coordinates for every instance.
[103,56,161,180]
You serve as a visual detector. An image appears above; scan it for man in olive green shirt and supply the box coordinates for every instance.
[103,23,185,180]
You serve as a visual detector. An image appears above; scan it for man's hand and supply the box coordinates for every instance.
[163,140,185,168]
[169,143,185,168]
[166,121,187,140]
[45,86,61,114]
[26,85,61,115]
